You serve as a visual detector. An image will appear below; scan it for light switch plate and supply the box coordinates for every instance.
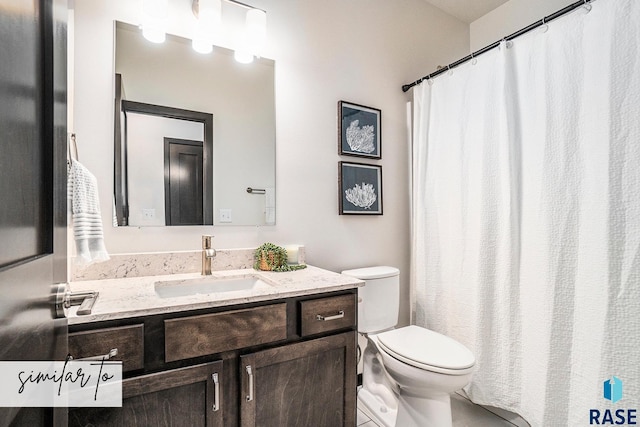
[143,209,155,220]
[219,209,232,223]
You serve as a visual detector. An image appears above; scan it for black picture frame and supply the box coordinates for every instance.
[339,162,383,215]
[338,101,381,159]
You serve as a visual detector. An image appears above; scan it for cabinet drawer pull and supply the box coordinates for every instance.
[245,365,254,402]
[71,348,118,362]
[212,373,220,412]
[316,310,345,322]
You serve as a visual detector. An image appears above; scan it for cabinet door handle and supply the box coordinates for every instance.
[245,365,254,402]
[316,310,345,321]
[212,373,220,412]
[70,348,118,362]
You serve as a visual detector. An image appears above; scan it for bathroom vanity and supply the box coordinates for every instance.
[66,265,362,427]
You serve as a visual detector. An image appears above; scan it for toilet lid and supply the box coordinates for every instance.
[341,266,399,280]
[376,325,475,371]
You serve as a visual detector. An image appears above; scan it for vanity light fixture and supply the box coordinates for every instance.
[192,0,222,54]
[245,8,266,56]
[191,0,267,62]
[234,7,266,63]
[141,0,169,43]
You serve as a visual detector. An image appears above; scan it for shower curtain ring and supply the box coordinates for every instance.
[447,65,453,75]
[540,16,549,33]
[471,52,477,65]
[583,0,592,12]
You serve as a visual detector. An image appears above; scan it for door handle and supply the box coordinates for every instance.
[212,373,220,412]
[69,348,118,362]
[245,365,254,402]
[316,310,345,321]
[53,282,69,318]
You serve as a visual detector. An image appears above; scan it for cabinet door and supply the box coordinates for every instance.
[69,361,224,427]
[240,331,356,427]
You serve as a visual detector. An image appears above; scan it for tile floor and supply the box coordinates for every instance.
[357,391,530,427]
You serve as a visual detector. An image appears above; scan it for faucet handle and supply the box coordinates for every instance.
[202,235,215,249]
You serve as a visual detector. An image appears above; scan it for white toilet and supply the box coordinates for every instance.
[341,266,475,427]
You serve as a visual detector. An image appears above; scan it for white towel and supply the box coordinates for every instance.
[264,187,275,225]
[67,160,110,265]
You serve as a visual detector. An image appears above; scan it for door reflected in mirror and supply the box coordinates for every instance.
[114,21,276,227]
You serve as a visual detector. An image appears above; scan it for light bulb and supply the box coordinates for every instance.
[246,9,266,38]
[142,26,165,43]
[245,8,266,57]
[192,38,213,54]
[198,0,222,26]
[234,49,254,64]
[141,0,168,43]
[192,0,221,54]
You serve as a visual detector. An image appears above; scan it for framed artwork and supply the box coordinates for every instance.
[338,101,381,159]
[339,162,383,215]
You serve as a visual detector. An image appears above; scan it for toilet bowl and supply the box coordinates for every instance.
[341,266,475,427]
[370,326,474,427]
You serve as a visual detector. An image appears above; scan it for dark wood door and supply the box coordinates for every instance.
[0,0,68,426]
[164,138,204,225]
[68,361,225,427]
[240,331,357,427]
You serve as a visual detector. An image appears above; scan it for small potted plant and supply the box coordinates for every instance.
[254,243,306,272]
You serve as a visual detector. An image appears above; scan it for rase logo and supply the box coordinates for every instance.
[605,377,624,404]
[589,377,637,425]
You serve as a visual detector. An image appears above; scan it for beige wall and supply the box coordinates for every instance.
[470,0,576,51]
[71,0,469,326]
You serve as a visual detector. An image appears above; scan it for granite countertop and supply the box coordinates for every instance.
[67,265,363,325]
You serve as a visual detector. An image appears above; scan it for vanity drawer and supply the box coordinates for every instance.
[164,303,287,362]
[68,324,144,373]
[300,293,356,337]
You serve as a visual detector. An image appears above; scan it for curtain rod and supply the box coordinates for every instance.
[401,0,594,92]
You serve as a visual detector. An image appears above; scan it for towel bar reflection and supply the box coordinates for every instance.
[246,187,265,194]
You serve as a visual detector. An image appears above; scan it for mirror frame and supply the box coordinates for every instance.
[114,87,214,226]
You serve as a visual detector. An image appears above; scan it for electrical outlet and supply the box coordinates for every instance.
[143,209,155,220]
[219,209,232,223]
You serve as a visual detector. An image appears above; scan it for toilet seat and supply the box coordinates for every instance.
[374,325,475,375]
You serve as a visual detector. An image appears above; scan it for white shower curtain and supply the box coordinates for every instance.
[411,1,640,425]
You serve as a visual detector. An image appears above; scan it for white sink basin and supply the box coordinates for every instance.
[155,275,272,298]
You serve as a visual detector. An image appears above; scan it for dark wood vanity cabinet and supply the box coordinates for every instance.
[240,331,356,427]
[69,361,224,427]
[68,290,357,427]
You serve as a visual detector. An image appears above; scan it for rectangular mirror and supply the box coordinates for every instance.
[114,21,276,227]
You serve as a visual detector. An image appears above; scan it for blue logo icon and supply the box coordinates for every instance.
[604,377,623,403]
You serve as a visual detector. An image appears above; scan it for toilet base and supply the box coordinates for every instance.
[357,388,397,427]
[359,387,454,427]
[395,391,452,427]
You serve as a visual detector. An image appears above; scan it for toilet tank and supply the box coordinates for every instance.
[341,266,399,334]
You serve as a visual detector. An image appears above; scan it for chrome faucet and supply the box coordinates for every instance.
[202,235,217,275]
